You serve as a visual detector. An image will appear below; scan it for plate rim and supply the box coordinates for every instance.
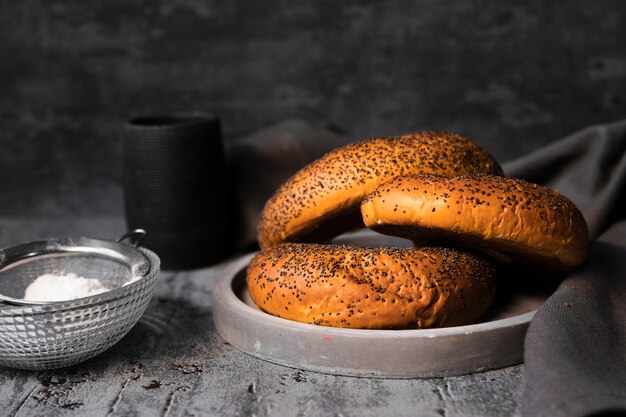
[212,250,540,378]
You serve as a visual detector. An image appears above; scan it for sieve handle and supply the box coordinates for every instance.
[117,229,147,248]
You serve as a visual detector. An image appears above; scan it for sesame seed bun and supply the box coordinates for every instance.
[246,243,497,329]
[257,132,503,249]
[360,174,589,271]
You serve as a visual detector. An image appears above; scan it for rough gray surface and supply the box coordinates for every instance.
[0,217,523,416]
[1,1,625,217]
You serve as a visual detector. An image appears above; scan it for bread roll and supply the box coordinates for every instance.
[360,174,589,270]
[246,243,497,329]
[257,132,503,249]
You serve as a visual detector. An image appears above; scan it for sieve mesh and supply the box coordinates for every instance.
[0,253,133,300]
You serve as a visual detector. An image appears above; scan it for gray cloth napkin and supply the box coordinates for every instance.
[504,120,626,417]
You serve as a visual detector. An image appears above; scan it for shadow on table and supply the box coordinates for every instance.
[79,295,231,373]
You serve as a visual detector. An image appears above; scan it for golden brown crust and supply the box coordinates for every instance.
[257,132,503,249]
[246,243,497,329]
[360,174,589,271]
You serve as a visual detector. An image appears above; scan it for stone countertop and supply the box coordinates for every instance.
[0,218,523,417]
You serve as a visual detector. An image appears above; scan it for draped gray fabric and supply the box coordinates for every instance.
[520,237,626,417]
[503,120,626,417]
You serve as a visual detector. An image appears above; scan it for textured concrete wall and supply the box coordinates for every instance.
[0,1,625,216]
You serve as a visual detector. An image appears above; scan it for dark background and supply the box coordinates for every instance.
[1,0,625,218]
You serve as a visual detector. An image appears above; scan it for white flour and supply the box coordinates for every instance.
[23,273,109,302]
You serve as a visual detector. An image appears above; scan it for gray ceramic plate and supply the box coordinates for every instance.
[213,231,553,378]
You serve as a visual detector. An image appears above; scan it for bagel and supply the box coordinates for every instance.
[257,132,503,249]
[246,243,497,329]
[360,174,589,271]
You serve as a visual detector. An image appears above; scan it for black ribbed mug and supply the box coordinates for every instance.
[123,113,230,269]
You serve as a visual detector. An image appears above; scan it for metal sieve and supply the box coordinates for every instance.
[0,230,149,305]
[0,230,161,370]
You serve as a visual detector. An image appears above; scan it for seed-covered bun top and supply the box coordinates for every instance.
[361,174,589,271]
[258,132,503,249]
[246,243,497,329]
